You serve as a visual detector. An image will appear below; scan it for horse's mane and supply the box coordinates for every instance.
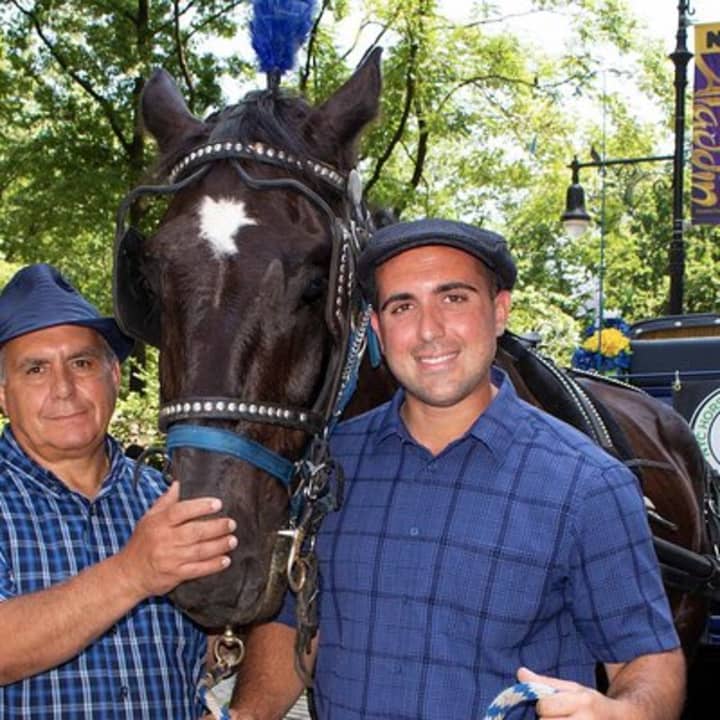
[149,88,350,184]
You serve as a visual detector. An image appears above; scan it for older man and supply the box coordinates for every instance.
[0,263,237,718]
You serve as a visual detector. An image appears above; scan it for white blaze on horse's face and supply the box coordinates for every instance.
[198,196,257,257]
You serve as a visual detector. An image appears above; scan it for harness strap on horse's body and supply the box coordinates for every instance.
[483,682,557,719]
[498,332,614,451]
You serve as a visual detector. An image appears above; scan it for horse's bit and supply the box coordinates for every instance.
[114,120,374,684]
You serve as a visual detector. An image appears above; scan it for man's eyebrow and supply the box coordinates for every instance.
[435,281,479,295]
[379,292,414,312]
[17,357,50,369]
[379,281,480,312]
[16,346,104,368]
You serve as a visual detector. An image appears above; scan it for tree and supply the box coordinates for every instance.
[0,0,251,301]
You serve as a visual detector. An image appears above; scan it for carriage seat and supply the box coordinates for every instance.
[628,336,720,402]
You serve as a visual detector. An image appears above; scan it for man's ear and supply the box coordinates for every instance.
[494,290,512,337]
[110,360,121,393]
[366,312,383,368]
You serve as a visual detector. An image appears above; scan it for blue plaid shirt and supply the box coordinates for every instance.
[282,369,679,719]
[0,427,206,719]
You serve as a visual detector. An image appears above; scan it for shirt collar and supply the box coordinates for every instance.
[0,425,126,499]
[375,388,411,444]
[374,366,524,458]
[466,366,523,458]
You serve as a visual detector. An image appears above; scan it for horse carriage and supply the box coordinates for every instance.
[111,15,720,717]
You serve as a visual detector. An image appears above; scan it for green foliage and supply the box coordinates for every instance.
[508,285,582,365]
[111,347,162,448]
[0,0,250,310]
[0,259,22,286]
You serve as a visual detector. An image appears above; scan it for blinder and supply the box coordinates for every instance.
[113,164,212,348]
[114,226,161,348]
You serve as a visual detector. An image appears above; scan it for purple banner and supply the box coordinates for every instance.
[691,23,720,225]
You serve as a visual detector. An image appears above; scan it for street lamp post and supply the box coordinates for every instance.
[561,154,675,236]
[562,153,672,369]
[561,0,693,316]
[669,0,693,315]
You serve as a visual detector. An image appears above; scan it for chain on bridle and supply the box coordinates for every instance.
[114,128,374,685]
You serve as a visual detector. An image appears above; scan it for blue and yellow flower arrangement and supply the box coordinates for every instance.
[571,317,632,376]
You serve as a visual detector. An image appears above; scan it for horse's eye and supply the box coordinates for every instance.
[302,276,327,305]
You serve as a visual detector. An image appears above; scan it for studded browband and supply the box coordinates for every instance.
[168,140,347,192]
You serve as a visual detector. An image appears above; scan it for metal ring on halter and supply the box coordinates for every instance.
[212,627,246,674]
[288,556,308,593]
[482,681,557,719]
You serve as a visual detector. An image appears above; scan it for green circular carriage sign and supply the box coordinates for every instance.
[690,387,720,473]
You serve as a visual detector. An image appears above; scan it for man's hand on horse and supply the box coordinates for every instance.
[115,481,237,600]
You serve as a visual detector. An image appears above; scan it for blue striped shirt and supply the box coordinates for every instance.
[0,428,206,719]
[283,369,679,719]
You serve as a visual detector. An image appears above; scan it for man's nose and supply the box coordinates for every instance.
[418,305,444,341]
[50,365,75,398]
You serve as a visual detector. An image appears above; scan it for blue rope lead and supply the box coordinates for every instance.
[199,680,233,720]
[483,682,557,719]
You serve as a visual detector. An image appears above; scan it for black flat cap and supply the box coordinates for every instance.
[358,218,517,296]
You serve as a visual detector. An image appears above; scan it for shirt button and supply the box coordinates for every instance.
[393,663,402,674]
[409,527,419,536]
[119,686,129,700]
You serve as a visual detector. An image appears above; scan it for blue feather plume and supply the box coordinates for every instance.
[250,0,317,76]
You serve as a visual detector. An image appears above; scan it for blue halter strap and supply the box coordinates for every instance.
[166,424,295,487]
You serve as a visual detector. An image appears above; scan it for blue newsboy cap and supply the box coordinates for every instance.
[358,218,517,293]
[0,264,134,362]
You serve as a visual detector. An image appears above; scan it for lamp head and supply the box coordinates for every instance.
[561,182,591,238]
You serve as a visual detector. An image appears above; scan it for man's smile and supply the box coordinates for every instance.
[415,349,459,367]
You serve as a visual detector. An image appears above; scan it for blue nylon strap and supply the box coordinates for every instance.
[166,424,295,487]
[483,682,557,719]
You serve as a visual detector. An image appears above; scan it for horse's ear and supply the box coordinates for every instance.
[140,68,203,153]
[312,46,382,152]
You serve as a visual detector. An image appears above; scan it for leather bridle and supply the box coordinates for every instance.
[113,129,374,679]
